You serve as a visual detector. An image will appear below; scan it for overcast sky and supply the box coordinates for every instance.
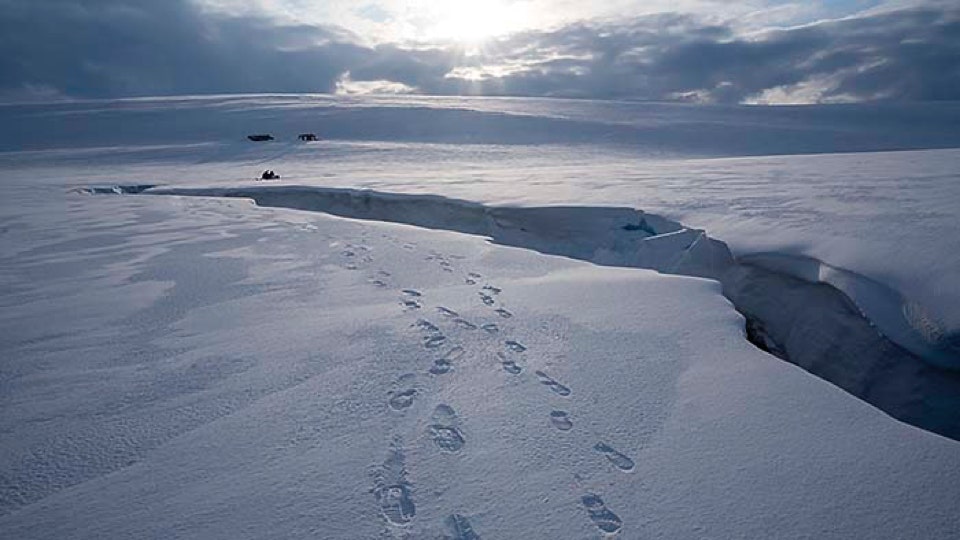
[1,0,957,103]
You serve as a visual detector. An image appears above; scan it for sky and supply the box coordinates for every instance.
[0,0,957,104]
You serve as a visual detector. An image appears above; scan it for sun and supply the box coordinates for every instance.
[424,0,526,44]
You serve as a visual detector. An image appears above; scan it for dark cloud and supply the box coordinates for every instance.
[1,0,958,103]
[0,0,367,98]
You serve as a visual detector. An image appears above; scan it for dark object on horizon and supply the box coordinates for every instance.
[248,134,274,142]
[298,133,319,142]
[260,170,280,180]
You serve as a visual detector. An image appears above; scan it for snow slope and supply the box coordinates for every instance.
[2,95,960,538]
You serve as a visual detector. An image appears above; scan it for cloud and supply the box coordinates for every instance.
[0,0,957,104]
[0,0,367,97]
[420,6,960,104]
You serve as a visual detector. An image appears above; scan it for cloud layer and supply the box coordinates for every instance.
[1,0,957,103]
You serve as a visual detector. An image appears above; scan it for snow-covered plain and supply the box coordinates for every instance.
[2,95,960,539]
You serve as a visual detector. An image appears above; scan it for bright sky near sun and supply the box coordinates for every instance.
[195,0,894,45]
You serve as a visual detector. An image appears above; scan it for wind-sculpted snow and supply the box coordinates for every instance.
[96,184,960,440]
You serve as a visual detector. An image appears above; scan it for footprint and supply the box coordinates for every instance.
[482,285,502,295]
[501,361,522,375]
[377,484,416,526]
[494,308,513,319]
[429,424,466,452]
[505,340,527,353]
[444,347,466,361]
[374,444,416,527]
[535,371,571,397]
[443,514,481,540]
[453,319,478,330]
[594,442,635,472]
[468,272,482,279]
[370,279,389,288]
[497,352,522,375]
[378,270,392,277]
[430,359,454,375]
[423,335,447,349]
[478,293,495,306]
[465,277,478,286]
[437,307,460,318]
[429,405,465,453]
[550,411,573,431]
[414,319,441,334]
[480,323,500,334]
[388,389,417,411]
[401,299,422,311]
[430,347,464,375]
[402,289,423,297]
[582,494,622,535]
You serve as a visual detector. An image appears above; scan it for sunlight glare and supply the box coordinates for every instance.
[424,0,529,44]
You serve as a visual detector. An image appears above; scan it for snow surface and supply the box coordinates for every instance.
[2,95,960,538]
[5,95,959,352]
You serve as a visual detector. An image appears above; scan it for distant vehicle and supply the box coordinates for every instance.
[259,170,280,180]
[248,134,274,142]
[298,133,319,142]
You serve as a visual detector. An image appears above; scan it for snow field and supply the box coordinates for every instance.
[2,190,959,538]
[3,95,960,538]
